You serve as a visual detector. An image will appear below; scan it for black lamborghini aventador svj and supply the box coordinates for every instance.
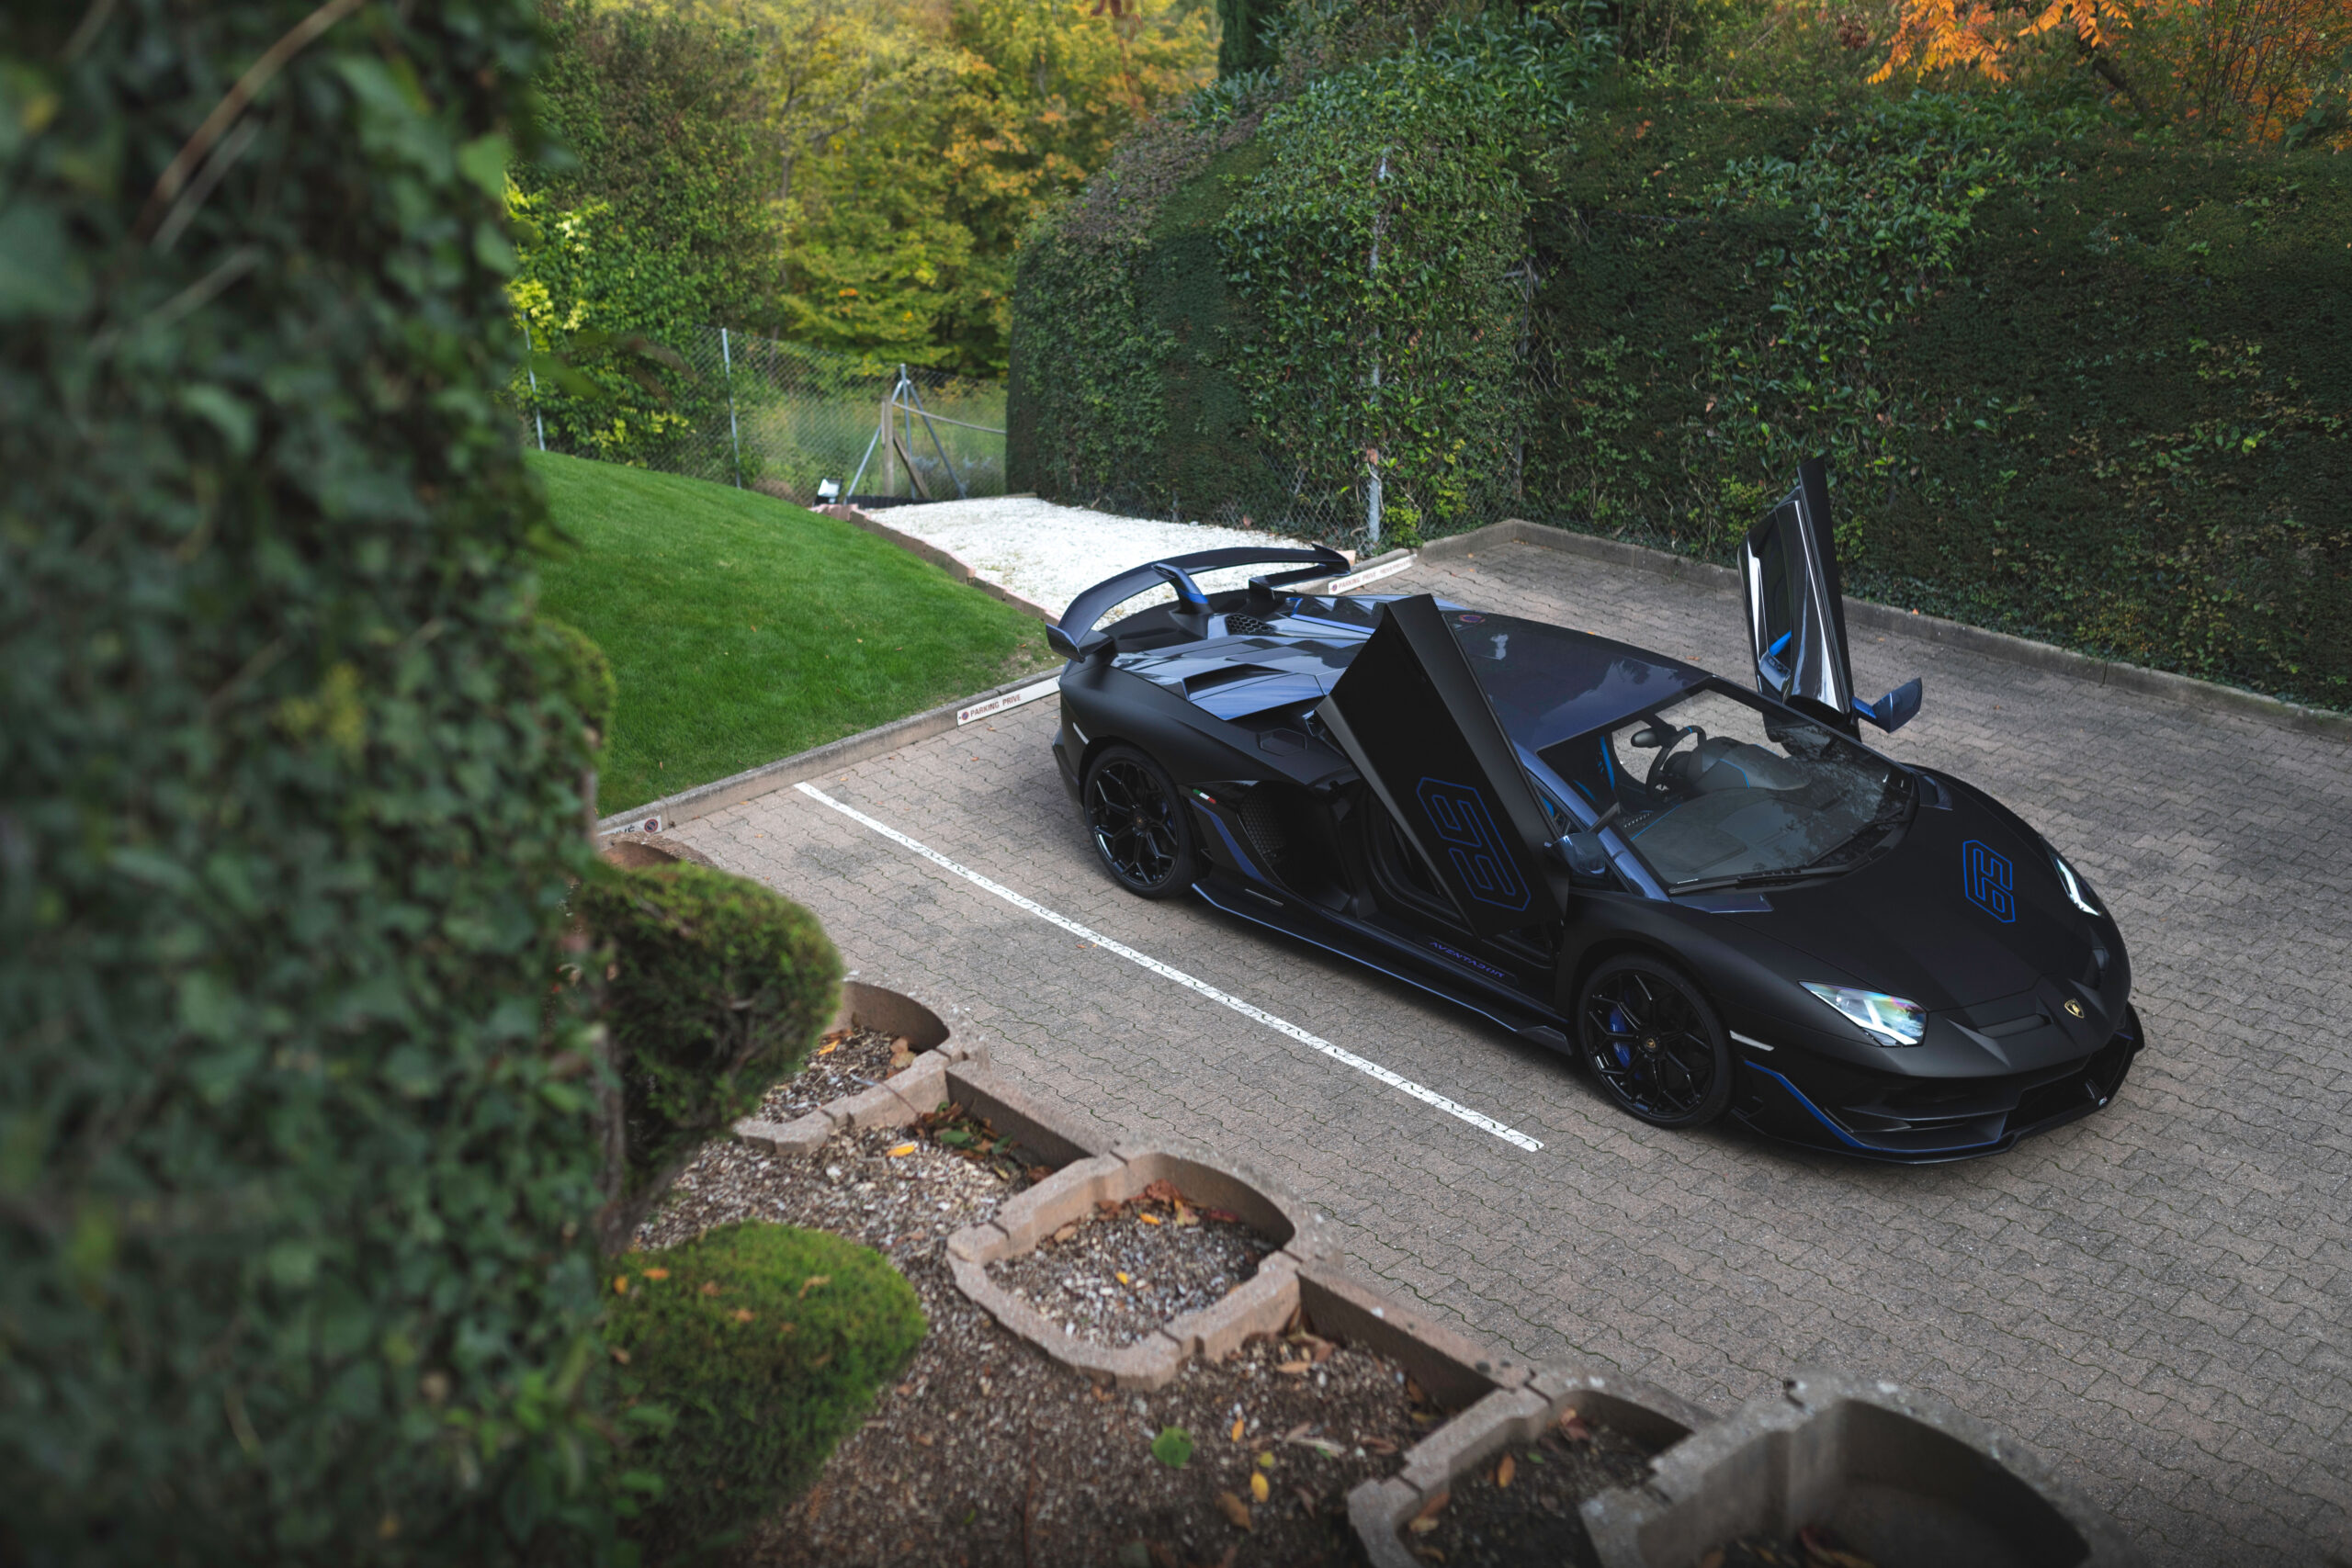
[1043,461,2141,1161]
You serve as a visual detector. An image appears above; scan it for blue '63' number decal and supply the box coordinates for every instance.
[1415,778,1531,913]
[1962,840,2015,923]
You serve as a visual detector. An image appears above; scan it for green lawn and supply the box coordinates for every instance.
[531,452,1053,815]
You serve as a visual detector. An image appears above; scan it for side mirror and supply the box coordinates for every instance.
[1856,677,1922,733]
[1555,832,1612,881]
[1046,625,1080,660]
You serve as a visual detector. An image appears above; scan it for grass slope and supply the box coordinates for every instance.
[531,452,1052,814]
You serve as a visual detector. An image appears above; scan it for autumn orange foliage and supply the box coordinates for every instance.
[1872,0,2352,144]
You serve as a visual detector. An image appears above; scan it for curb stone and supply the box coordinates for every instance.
[1580,1369,2142,1568]
[593,664,1059,832]
[1348,1360,1718,1568]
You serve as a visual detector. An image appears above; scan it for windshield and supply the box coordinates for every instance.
[1536,682,1913,890]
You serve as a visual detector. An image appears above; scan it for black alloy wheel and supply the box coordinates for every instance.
[1082,745,1195,898]
[1577,954,1734,1128]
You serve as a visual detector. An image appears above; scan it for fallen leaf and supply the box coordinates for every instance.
[609,1347,630,1364]
[697,1280,718,1296]
[1282,1422,1312,1441]
[1053,1223,1080,1243]
[612,1275,629,1295]
[1559,1412,1592,1442]
[1274,1359,1311,1376]
[1495,1453,1515,1489]
[1137,1213,1163,1225]
[887,1143,917,1157]
[1141,1179,1182,1205]
[1215,1491,1252,1531]
[731,1308,753,1324]
[1359,1436,1397,1455]
[1250,1472,1270,1504]
[1409,1489,1449,1532]
[775,1321,796,1336]
[816,1042,839,1056]
[1116,1271,1131,1286]
[641,1268,669,1280]
[797,1274,831,1298]
[913,1433,934,1448]
[1295,1485,1319,1514]
[1230,1416,1246,1442]
[1255,1450,1275,1470]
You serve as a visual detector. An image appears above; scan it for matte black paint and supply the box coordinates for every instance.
[1046,550,2140,1162]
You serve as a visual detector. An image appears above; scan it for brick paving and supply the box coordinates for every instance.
[676,539,2352,1564]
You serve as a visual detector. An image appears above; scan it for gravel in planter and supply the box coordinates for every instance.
[664,1119,1446,1567]
[755,1025,911,1122]
[985,1180,1272,1348]
[1404,1414,1663,1568]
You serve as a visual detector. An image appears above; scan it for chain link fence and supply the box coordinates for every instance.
[518,324,1006,507]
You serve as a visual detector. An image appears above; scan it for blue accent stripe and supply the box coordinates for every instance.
[1747,1063,2004,1156]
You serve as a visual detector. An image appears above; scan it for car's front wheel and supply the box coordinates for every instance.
[1577,954,1734,1128]
[1081,745,1195,898]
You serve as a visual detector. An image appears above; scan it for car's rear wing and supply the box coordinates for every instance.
[1048,546,1350,658]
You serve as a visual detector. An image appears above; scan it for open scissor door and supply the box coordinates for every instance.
[1316,595,1563,939]
[1741,457,1862,733]
[1741,459,1923,736]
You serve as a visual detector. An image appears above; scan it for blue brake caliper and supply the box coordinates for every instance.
[1609,1005,1632,1067]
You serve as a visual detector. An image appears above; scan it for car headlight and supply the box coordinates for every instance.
[1803,983,1927,1047]
[2051,852,2102,918]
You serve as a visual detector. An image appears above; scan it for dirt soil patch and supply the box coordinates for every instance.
[1705,1525,1892,1568]
[1404,1413,1663,1568]
[643,1116,1445,1567]
[754,1026,913,1122]
[985,1180,1271,1347]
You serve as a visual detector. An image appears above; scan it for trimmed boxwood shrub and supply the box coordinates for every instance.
[577,864,841,1251]
[607,1222,926,1559]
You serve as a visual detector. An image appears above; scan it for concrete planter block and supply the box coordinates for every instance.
[1351,1358,1715,1568]
[730,1115,831,1157]
[729,979,984,1152]
[1295,1263,1528,1407]
[942,1064,1103,1168]
[944,1145,1311,1393]
[1397,1383,1551,1494]
[598,833,719,871]
[1582,1371,2142,1568]
[1167,1250,1300,1362]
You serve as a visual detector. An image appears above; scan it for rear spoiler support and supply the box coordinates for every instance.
[1048,546,1349,659]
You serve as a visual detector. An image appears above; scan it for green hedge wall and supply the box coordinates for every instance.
[1527,96,2352,707]
[1008,84,2351,706]
[1,3,622,1561]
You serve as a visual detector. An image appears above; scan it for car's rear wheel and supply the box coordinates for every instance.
[1577,954,1734,1128]
[1082,745,1195,898]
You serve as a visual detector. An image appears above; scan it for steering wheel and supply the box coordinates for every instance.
[1636,724,1704,793]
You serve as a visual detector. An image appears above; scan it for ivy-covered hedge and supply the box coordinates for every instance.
[1010,75,2350,706]
[608,1223,924,1561]
[0,2,623,1561]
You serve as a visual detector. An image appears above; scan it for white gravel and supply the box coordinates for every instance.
[876,496,1347,621]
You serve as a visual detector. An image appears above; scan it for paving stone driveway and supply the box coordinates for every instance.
[677,539,2352,1564]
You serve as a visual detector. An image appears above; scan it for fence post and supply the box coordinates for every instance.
[720,326,742,489]
[520,321,547,454]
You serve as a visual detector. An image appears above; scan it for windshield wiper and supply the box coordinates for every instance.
[1669,867,1834,895]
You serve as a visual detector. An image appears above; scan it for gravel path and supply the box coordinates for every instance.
[876,497,1337,619]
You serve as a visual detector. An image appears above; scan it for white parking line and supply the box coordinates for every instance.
[796,782,1544,1152]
